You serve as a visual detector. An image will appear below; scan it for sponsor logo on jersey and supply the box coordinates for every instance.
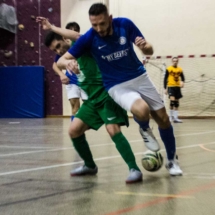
[119,36,126,45]
[101,48,129,62]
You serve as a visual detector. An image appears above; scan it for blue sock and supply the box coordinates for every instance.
[71,115,75,121]
[133,117,149,130]
[159,125,175,160]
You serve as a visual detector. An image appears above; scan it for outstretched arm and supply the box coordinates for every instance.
[36,16,80,41]
[57,52,80,75]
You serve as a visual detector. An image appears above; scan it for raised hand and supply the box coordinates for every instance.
[36,16,52,30]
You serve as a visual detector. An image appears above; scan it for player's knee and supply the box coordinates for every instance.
[131,101,150,121]
[159,113,171,128]
[106,124,121,137]
[174,100,179,108]
[68,125,82,138]
[170,100,175,108]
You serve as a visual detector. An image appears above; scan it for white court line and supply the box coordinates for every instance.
[0,130,215,157]
[9,122,20,124]
[0,148,72,157]
[0,141,215,176]
[0,145,60,149]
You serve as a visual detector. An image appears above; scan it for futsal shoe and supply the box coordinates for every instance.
[173,118,183,123]
[165,156,183,176]
[126,169,143,184]
[70,165,98,176]
[139,127,160,152]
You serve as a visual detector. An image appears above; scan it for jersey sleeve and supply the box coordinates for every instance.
[123,18,144,42]
[68,30,93,59]
[164,70,169,89]
[54,55,60,62]
[180,72,185,82]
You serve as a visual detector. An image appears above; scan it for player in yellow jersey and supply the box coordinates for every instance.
[164,57,185,123]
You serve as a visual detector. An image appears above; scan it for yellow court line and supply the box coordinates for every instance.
[115,192,194,199]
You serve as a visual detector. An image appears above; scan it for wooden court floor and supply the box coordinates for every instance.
[0,118,215,215]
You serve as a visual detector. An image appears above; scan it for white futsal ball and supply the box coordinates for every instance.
[141,150,163,172]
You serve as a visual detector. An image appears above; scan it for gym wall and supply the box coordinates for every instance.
[0,0,62,116]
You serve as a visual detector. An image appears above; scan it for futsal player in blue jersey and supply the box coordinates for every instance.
[57,3,183,176]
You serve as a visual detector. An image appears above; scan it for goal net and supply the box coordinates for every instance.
[145,56,215,117]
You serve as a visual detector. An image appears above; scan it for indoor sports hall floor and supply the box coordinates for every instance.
[0,118,215,215]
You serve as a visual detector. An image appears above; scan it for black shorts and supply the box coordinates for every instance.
[168,87,182,99]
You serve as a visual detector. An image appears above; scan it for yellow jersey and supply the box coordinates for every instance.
[165,66,184,87]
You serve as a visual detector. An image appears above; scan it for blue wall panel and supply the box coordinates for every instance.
[0,66,45,118]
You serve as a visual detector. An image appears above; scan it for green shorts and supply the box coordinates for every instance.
[75,96,129,130]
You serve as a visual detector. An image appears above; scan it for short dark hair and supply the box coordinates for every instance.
[44,31,63,47]
[65,22,80,32]
[89,3,108,16]
[172,56,179,60]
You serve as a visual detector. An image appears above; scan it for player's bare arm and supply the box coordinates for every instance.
[52,62,70,85]
[135,37,153,55]
[57,52,80,74]
[36,16,80,41]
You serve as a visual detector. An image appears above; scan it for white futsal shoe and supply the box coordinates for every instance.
[173,118,183,123]
[165,156,183,176]
[126,169,143,184]
[139,127,160,152]
[70,165,98,176]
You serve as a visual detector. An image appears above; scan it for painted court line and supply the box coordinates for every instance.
[103,181,215,215]
[199,144,215,152]
[0,141,215,176]
[115,192,194,199]
[0,148,72,157]
[1,130,215,157]
[0,154,125,176]
[0,145,60,149]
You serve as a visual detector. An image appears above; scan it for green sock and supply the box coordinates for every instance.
[111,132,140,171]
[71,134,96,169]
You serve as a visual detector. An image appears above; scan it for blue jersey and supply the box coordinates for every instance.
[68,18,146,90]
[54,55,78,85]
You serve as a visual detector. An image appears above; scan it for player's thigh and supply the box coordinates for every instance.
[75,101,104,130]
[108,85,141,111]
[169,96,176,100]
[137,73,164,111]
[98,97,129,127]
[69,98,80,108]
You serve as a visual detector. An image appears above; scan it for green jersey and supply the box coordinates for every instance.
[76,52,109,104]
